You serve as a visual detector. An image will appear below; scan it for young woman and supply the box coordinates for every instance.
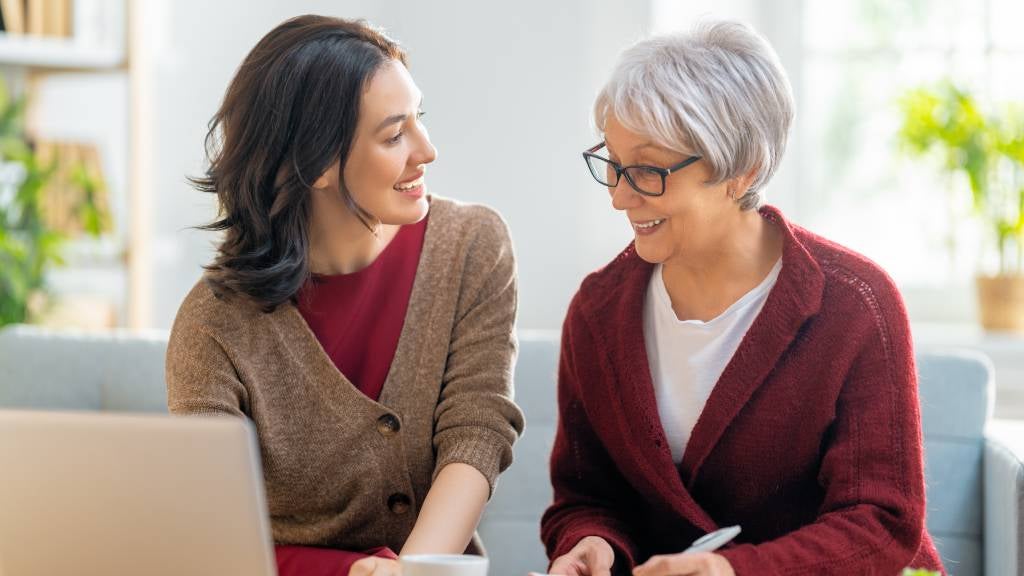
[541,21,944,576]
[166,15,523,576]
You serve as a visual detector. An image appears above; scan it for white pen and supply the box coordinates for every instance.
[684,525,742,554]
[531,525,743,575]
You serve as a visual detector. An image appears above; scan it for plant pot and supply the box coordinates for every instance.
[976,274,1024,332]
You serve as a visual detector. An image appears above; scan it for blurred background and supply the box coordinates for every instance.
[2,0,1023,414]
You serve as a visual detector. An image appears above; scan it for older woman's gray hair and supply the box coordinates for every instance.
[595,20,794,210]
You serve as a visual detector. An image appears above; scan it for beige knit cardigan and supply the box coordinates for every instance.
[165,196,524,553]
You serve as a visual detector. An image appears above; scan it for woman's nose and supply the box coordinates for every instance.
[418,141,437,165]
[610,179,642,211]
[413,125,437,166]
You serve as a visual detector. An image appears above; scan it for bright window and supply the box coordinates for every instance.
[799,0,1024,310]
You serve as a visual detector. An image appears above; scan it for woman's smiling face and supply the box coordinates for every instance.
[603,114,735,265]
[315,59,437,226]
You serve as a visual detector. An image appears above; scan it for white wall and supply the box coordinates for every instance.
[135,0,653,330]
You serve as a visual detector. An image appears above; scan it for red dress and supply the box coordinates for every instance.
[278,217,427,575]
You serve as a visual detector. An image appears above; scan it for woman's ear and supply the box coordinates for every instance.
[312,161,339,190]
[312,173,330,190]
[726,178,743,200]
[728,167,760,200]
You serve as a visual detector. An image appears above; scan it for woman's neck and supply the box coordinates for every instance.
[660,209,782,322]
[307,209,400,276]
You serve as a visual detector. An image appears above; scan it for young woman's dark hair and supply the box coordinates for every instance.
[191,15,406,311]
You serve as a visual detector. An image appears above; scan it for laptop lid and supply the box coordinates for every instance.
[0,410,277,576]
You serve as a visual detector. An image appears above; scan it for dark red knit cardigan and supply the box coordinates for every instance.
[541,206,944,575]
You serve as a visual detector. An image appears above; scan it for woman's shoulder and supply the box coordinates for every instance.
[425,196,515,273]
[797,226,900,296]
[170,277,265,341]
[790,223,908,329]
[428,195,512,246]
[569,243,650,322]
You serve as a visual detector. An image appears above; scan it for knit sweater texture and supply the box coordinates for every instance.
[167,196,524,553]
[541,206,943,575]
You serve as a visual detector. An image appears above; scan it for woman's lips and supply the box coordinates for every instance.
[394,175,425,198]
[632,218,665,235]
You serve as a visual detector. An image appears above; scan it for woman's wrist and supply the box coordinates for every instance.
[400,463,489,555]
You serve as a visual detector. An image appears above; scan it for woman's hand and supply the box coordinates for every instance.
[548,536,616,576]
[632,552,734,576]
[349,556,401,576]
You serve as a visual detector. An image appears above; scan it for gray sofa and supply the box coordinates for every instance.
[1,324,1021,575]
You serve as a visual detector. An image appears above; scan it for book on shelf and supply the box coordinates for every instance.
[26,0,71,38]
[1,0,73,38]
[27,0,45,36]
[34,139,111,238]
[0,0,122,54]
[0,0,26,35]
[46,0,72,38]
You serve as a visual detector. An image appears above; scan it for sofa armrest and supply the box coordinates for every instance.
[984,419,1024,576]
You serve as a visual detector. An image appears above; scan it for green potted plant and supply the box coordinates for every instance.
[0,78,105,327]
[898,81,1024,332]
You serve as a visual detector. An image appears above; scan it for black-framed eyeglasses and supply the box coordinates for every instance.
[582,141,701,197]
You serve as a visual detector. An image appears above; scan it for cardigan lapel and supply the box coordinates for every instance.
[375,198,446,411]
[678,206,824,488]
[587,206,823,531]
[586,246,719,533]
[268,299,372,405]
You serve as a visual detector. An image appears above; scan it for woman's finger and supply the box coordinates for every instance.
[548,555,582,576]
[371,558,402,576]
[635,552,723,576]
[348,558,372,576]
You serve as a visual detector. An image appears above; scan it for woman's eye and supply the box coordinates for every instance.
[387,112,425,144]
[632,167,662,182]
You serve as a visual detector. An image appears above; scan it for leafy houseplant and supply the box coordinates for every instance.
[898,82,1024,331]
[0,79,104,327]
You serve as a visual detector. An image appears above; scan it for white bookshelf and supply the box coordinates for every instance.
[0,0,130,327]
[0,32,122,69]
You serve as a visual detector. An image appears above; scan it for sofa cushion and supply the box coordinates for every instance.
[0,325,169,412]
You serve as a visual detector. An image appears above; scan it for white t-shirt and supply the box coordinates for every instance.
[643,259,783,464]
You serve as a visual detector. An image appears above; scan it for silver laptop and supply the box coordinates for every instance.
[0,410,277,576]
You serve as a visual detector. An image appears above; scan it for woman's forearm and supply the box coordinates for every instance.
[400,462,490,555]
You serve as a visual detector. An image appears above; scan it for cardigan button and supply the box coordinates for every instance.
[387,492,412,515]
[377,414,401,436]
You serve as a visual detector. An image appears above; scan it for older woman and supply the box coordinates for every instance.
[541,21,944,576]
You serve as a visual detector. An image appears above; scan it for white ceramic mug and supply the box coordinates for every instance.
[399,554,488,576]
